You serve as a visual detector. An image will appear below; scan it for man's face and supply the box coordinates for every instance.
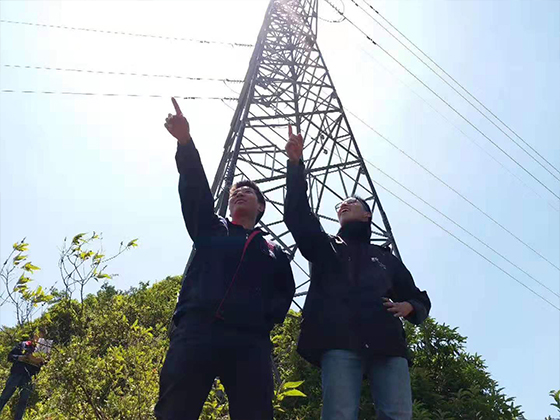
[336,197,371,226]
[229,186,264,223]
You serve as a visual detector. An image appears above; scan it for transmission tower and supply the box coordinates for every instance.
[204,0,401,300]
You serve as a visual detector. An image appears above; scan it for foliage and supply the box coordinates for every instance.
[0,239,53,327]
[268,313,526,420]
[404,318,524,419]
[550,389,560,412]
[56,232,137,317]
[0,235,528,419]
[0,275,179,420]
[200,379,229,420]
[544,389,560,420]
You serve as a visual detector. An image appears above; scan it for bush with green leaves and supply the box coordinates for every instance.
[269,312,525,419]
[0,235,530,419]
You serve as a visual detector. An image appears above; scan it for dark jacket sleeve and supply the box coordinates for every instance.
[176,140,222,243]
[284,160,332,263]
[269,248,296,326]
[7,343,23,363]
[390,256,431,325]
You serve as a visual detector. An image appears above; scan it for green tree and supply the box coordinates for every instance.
[405,318,523,419]
[0,239,53,327]
[56,232,137,321]
[270,312,524,420]
[0,238,528,419]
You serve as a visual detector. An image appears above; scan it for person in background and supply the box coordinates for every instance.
[0,329,46,420]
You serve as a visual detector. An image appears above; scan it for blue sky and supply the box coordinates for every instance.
[1,0,559,418]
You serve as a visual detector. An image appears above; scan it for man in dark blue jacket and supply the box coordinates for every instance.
[284,127,431,420]
[155,99,295,420]
[0,333,45,420]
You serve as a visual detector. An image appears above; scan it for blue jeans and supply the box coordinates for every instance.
[321,350,412,420]
[0,372,33,420]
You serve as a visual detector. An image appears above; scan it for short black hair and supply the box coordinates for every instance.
[352,195,372,221]
[231,180,266,223]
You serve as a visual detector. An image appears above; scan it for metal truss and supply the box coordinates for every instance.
[204,0,400,299]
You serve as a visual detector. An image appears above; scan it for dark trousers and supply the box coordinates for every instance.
[155,317,274,420]
[0,372,33,420]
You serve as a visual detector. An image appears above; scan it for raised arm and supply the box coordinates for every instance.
[284,126,332,263]
[165,98,220,243]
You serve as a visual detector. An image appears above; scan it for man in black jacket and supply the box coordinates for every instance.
[284,127,431,420]
[0,333,45,420]
[155,98,295,420]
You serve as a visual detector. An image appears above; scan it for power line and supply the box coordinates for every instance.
[219,97,555,304]
[346,108,560,272]
[354,13,560,201]
[3,64,244,84]
[6,83,557,274]
[327,1,560,271]
[370,174,559,311]
[363,158,559,298]
[323,0,560,201]
[0,19,253,48]
[216,84,559,310]
[360,0,560,178]
[0,90,238,101]
[218,100,560,307]
[350,0,560,182]
[355,45,559,213]
[318,0,346,23]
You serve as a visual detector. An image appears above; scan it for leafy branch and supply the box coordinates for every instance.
[0,238,53,326]
[57,232,138,321]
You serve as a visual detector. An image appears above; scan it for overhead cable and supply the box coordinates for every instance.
[370,174,559,311]
[360,0,560,177]
[355,46,558,213]
[3,64,244,84]
[363,158,559,298]
[0,19,253,48]
[323,0,560,201]
[0,90,238,101]
[345,108,560,272]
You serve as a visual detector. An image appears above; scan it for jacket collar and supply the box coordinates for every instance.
[227,219,265,236]
[337,221,371,244]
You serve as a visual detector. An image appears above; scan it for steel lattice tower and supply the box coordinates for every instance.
[200,0,401,301]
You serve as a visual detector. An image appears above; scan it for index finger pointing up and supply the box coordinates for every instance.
[288,124,293,138]
[171,97,182,115]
